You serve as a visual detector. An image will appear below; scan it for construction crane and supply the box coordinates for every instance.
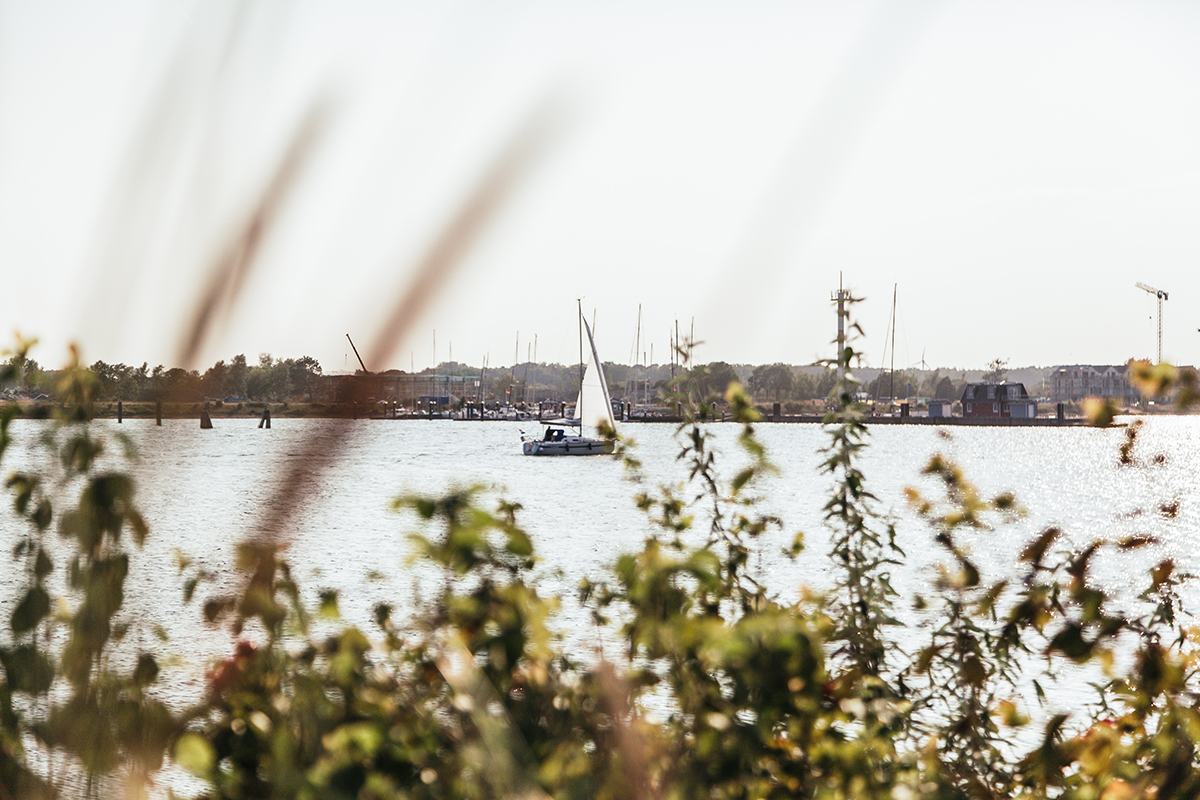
[345,333,369,373]
[1135,282,1169,363]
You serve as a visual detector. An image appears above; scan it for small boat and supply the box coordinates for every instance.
[522,306,616,456]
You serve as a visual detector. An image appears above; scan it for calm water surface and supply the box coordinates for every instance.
[3,415,1199,711]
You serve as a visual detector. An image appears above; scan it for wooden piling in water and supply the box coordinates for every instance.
[156,401,162,426]
[117,400,123,423]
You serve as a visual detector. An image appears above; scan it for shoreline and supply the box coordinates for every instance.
[3,400,1179,427]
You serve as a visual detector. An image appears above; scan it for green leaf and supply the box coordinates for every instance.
[11,586,50,635]
[505,528,533,558]
[319,589,341,619]
[730,467,756,494]
[128,510,149,546]
[59,508,101,552]
[1,645,55,694]
[174,732,216,776]
[1048,624,1092,662]
[961,655,988,688]
[204,597,234,624]
[132,653,159,687]
[31,499,52,531]
[1020,527,1060,566]
[34,548,53,579]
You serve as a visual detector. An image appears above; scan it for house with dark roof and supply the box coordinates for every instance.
[960,382,1037,419]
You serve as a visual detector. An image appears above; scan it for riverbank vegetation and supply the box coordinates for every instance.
[3,322,1200,799]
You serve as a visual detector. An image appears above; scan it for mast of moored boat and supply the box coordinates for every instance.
[578,299,584,430]
[635,304,642,409]
[890,283,897,404]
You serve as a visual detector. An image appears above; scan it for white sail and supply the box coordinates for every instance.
[574,317,616,434]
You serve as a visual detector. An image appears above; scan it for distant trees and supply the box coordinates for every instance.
[864,370,918,400]
[227,354,248,398]
[2,354,46,393]
[202,361,228,399]
[749,363,795,402]
[983,358,1009,383]
[90,361,186,401]
[696,361,741,398]
[290,356,323,401]
[25,355,1011,408]
[934,376,959,400]
[79,354,323,403]
[163,368,201,400]
[492,373,517,404]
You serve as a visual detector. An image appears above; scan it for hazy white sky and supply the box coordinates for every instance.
[2,0,1199,374]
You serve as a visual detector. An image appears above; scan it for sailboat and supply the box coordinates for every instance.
[521,306,616,456]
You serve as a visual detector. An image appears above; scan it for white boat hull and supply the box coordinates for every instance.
[522,437,614,456]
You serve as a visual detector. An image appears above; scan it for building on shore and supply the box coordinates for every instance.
[961,382,1037,419]
[927,399,953,418]
[1048,365,1138,405]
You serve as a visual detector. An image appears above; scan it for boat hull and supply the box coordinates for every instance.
[522,437,615,456]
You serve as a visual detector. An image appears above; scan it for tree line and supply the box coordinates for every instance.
[4,353,984,407]
[4,354,324,404]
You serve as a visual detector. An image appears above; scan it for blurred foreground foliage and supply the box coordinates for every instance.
[3,319,1200,800]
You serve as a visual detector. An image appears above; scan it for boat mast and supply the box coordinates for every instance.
[512,332,519,406]
[648,343,653,403]
[523,343,531,405]
[890,284,897,404]
[472,355,482,407]
[675,319,680,376]
[578,299,584,427]
[635,304,642,408]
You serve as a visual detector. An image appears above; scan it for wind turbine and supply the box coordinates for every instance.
[1135,282,1169,363]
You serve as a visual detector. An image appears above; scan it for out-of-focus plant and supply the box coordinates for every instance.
[905,454,1027,796]
[905,439,1200,799]
[174,485,628,800]
[1,342,175,800]
[820,296,904,682]
[1128,359,1200,410]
